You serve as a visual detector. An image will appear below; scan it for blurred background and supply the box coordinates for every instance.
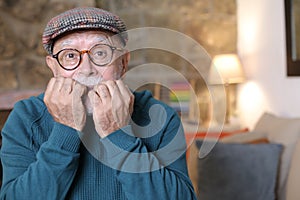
[0,0,237,128]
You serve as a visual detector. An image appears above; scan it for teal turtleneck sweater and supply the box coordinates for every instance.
[0,90,196,199]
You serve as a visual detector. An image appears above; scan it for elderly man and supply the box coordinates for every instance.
[0,7,196,199]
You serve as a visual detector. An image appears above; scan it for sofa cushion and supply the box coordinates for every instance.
[194,140,282,200]
[286,139,300,200]
[187,131,269,197]
[253,112,300,200]
[220,131,268,144]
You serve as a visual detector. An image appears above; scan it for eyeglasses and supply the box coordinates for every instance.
[52,44,123,71]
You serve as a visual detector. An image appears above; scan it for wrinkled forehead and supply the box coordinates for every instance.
[54,29,123,48]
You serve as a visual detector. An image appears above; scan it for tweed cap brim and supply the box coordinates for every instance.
[42,7,128,55]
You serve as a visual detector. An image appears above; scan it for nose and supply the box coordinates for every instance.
[78,52,97,76]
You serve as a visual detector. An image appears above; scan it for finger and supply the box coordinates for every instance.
[44,78,57,105]
[88,89,101,106]
[115,80,134,106]
[115,80,132,98]
[46,77,56,90]
[44,78,56,96]
[116,80,135,114]
[72,82,87,114]
[103,80,119,97]
[73,81,87,98]
[95,84,111,103]
[61,78,74,94]
[53,77,73,94]
[54,77,65,92]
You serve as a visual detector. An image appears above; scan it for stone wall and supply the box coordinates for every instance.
[0,0,236,92]
[0,0,237,122]
[0,0,96,92]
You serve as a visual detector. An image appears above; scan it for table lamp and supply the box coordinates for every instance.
[208,54,245,123]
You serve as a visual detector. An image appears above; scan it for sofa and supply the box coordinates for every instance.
[187,112,300,200]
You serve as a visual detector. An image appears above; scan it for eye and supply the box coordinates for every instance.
[64,52,77,60]
[93,49,108,58]
[60,50,78,61]
[89,45,113,65]
[58,50,79,66]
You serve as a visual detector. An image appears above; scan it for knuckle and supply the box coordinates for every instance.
[116,79,122,84]
[130,94,135,101]
[56,76,64,82]
[107,80,115,85]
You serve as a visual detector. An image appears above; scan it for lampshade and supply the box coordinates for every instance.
[208,54,245,85]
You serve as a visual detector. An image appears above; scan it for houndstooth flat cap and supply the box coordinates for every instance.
[42,7,128,55]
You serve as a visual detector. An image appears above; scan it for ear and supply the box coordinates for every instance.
[46,55,58,77]
[121,51,130,77]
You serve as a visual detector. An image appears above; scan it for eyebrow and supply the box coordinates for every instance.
[95,33,117,45]
[60,40,73,47]
[96,36,110,44]
[59,36,113,48]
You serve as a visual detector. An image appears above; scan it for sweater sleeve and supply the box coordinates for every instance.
[102,113,197,200]
[0,101,81,200]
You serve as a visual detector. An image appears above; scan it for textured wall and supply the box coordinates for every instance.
[0,0,237,123]
[0,0,237,92]
[0,0,96,92]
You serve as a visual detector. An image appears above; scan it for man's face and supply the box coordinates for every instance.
[46,30,129,114]
[46,30,129,88]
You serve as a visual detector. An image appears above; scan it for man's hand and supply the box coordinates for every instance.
[44,77,87,131]
[88,80,134,138]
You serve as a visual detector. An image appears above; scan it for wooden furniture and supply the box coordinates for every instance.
[184,125,249,160]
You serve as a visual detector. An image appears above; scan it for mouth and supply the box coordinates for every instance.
[74,76,103,88]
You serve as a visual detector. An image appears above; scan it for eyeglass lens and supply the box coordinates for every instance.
[57,44,114,70]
